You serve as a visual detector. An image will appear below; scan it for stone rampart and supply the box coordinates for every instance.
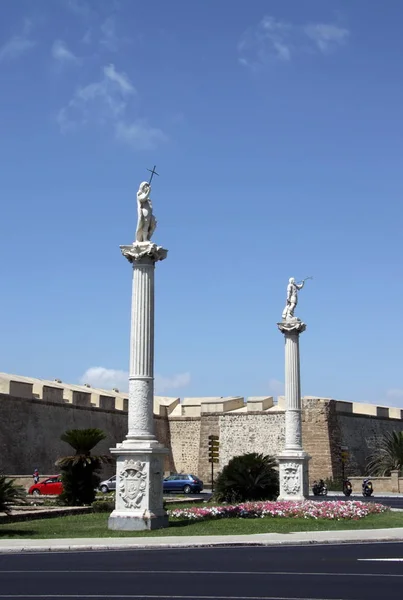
[0,393,127,476]
[2,373,403,486]
[167,417,201,475]
[0,385,172,478]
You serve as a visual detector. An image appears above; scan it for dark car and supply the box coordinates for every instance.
[163,474,203,494]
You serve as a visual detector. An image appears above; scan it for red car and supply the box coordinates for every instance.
[28,475,63,496]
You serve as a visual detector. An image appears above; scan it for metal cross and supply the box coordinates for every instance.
[147,165,159,184]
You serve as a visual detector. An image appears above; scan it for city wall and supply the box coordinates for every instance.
[1,373,403,484]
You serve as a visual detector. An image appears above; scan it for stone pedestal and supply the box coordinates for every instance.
[109,242,169,531]
[277,319,310,501]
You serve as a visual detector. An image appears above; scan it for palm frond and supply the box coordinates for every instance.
[60,428,107,454]
[0,476,26,513]
[367,431,403,476]
[56,428,113,506]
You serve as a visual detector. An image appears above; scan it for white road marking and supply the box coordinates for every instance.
[0,596,346,600]
[358,558,403,562]
[0,570,402,577]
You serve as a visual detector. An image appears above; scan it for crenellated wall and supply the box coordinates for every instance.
[2,373,403,484]
[0,393,127,476]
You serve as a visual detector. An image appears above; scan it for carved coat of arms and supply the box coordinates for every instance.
[119,460,147,509]
[281,463,300,495]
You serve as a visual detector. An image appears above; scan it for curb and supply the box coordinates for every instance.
[2,535,403,553]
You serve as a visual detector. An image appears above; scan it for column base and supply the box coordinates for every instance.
[108,510,169,531]
[277,451,311,501]
[108,443,169,531]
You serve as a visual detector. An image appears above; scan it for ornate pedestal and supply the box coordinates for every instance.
[108,242,169,531]
[277,319,310,501]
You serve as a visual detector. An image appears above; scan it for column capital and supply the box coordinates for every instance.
[120,242,168,265]
[277,319,306,336]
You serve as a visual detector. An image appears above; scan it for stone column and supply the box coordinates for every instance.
[109,241,169,531]
[277,319,310,501]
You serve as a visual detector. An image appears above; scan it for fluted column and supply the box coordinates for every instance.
[127,256,155,440]
[284,329,303,451]
[109,241,168,531]
[277,319,310,501]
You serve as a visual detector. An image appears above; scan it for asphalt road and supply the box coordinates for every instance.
[1,542,403,600]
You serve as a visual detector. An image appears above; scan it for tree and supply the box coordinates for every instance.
[0,476,26,513]
[367,431,403,476]
[214,452,279,503]
[56,428,113,506]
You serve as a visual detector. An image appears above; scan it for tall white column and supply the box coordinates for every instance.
[109,242,169,531]
[277,320,310,501]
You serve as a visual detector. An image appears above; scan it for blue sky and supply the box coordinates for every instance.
[1,0,403,406]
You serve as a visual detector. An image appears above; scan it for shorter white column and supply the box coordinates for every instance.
[277,319,310,501]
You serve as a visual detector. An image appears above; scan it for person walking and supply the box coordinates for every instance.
[33,468,39,484]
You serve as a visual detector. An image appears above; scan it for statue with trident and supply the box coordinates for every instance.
[135,166,159,243]
[282,276,313,321]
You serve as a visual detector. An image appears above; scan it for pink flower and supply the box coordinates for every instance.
[168,500,387,522]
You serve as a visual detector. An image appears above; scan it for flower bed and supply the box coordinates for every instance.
[168,500,388,521]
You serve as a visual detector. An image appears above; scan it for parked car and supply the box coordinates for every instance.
[99,475,116,494]
[163,474,203,494]
[28,475,63,496]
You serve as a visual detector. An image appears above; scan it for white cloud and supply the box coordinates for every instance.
[304,23,349,53]
[238,16,292,69]
[57,63,166,149]
[52,40,79,63]
[104,63,134,94]
[100,17,119,51]
[57,63,135,131]
[79,367,191,395]
[80,367,129,392]
[0,37,35,61]
[65,0,91,18]
[155,373,191,394]
[0,19,35,62]
[116,120,167,150]
[239,15,350,69]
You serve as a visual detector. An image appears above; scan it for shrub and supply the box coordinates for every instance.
[0,476,26,513]
[92,500,115,513]
[214,452,279,503]
[56,428,113,506]
[367,431,403,476]
[324,477,343,491]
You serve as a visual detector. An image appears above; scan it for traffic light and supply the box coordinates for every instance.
[208,435,219,463]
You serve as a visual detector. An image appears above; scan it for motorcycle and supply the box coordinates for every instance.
[362,478,373,497]
[343,479,352,496]
[312,479,328,496]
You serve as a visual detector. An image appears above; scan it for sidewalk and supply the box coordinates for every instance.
[1,528,403,553]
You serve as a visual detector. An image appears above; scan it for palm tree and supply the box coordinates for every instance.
[0,476,26,513]
[214,452,279,503]
[367,431,403,476]
[56,428,113,506]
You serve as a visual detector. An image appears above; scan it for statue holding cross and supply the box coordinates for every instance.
[135,167,159,243]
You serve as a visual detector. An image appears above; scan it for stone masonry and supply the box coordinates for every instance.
[2,373,403,485]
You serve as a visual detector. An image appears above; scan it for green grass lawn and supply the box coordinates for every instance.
[0,511,403,539]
